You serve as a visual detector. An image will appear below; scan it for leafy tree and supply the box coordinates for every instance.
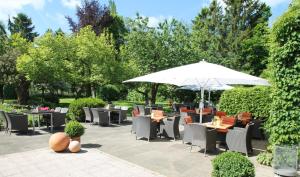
[6,13,38,104]
[122,14,195,104]
[17,31,73,98]
[266,0,300,146]
[8,13,38,42]
[192,0,271,76]
[66,0,113,35]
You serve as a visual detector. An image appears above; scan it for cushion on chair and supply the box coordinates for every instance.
[218,116,236,133]
[216,111,226,117]
[202,108,212,114]
[132,109,140,117]
[184,116,193,124]
[238,112,252,125]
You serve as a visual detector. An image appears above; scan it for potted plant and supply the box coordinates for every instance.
[64,120,85,142]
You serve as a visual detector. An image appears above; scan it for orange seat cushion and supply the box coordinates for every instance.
[132,109,140,117]
[238,112,252,125]
[152,110,164,118]
[203,108,212,114]
[184,116,193,124]
[216,111,226,117]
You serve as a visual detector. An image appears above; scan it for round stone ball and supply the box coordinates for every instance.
[69,140,81,153]
[49,132,70,152]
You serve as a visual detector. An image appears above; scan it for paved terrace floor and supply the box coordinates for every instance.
[0,119,274,177]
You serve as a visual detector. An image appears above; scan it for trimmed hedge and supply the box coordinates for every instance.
[218,87,271,119]
[212,152,255,177]
[68,98,106,121]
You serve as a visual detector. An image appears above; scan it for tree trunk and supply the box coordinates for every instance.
[150,83,159,105]
[15,76,30,105]
[85,83,92,97]
[0,84,3,103]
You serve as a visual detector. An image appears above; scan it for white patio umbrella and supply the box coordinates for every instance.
[124,60,270,122]
[179,84,233,103]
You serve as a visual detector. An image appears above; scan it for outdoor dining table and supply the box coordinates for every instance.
[201,122,233,132]
[23,110,54,134]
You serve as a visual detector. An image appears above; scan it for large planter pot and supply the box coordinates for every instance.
[71,136,81,142]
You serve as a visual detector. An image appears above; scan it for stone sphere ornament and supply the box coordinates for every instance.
[49,132,70,152]
[68,140,81,153]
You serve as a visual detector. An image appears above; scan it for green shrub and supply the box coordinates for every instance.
[68,97,106,121]
[126,90,144,102]
[64,120,85,138]
[212,152,255,177]
[3,85,17,99]
[99,84,121,102]
[257,152,273,166]
[266,0,300,146]
[218,87,271,118]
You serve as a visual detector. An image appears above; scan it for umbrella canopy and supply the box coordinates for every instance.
[179,84,233,91]
[124,60,269,87]
[124,60,270,122]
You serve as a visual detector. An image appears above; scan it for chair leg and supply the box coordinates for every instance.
[204,148,207,157]
[190,145,193,152]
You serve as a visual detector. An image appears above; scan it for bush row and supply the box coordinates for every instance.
[68,97,106,121]
[218,86,271,119]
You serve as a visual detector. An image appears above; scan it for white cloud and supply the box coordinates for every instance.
[61,0,80,9]
[0,0,45,22]
[146,16,173,28]
[261,0,288,7]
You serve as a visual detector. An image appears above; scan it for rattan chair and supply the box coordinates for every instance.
[83,107,93,124]
[136,116,157,141]
[160,116,180,140]
[226,122,254,156]
[4,112,28,135]
[190,123,217,155]
[91,108,109,126]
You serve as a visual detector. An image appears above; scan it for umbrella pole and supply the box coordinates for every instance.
[208,89,211,104]
[199,87,204,123]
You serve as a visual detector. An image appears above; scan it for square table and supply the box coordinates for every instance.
[23,111,54,134]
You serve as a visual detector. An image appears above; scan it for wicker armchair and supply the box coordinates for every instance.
[4,112,28,134]
[182,116,193,144]
[226,122,254,156]
[44,112,66,128]
[135,116,157,141]
[83,107,93,123]
[190,123,217,155]
[160,116,180,140]
[91,108,109,126]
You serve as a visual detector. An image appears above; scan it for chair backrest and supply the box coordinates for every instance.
[173,116,180,127]
[191,124,207,145]
[3,112,12,130]
[60,108,68,113]
[121,106,128,110]
[91,108,100,122]
[216,111,226,117]
[184,116,193,124]
[137,105,145,115]
[245,122,254,139]
[54,107,62,112]
[132,108,140,117]
[0,111,8,130]
[83,107,92,121]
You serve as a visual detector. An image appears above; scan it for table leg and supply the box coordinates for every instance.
[108,111,111,125]
[50,113,53,133]
[119,110,121,124]
[32,115,35,134]
[38,115,40,128]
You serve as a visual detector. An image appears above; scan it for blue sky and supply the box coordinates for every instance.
[0,0,292,35]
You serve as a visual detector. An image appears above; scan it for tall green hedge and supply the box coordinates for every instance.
[266,0,300,146]
[219,87,271,118]
[68,97,106,121]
